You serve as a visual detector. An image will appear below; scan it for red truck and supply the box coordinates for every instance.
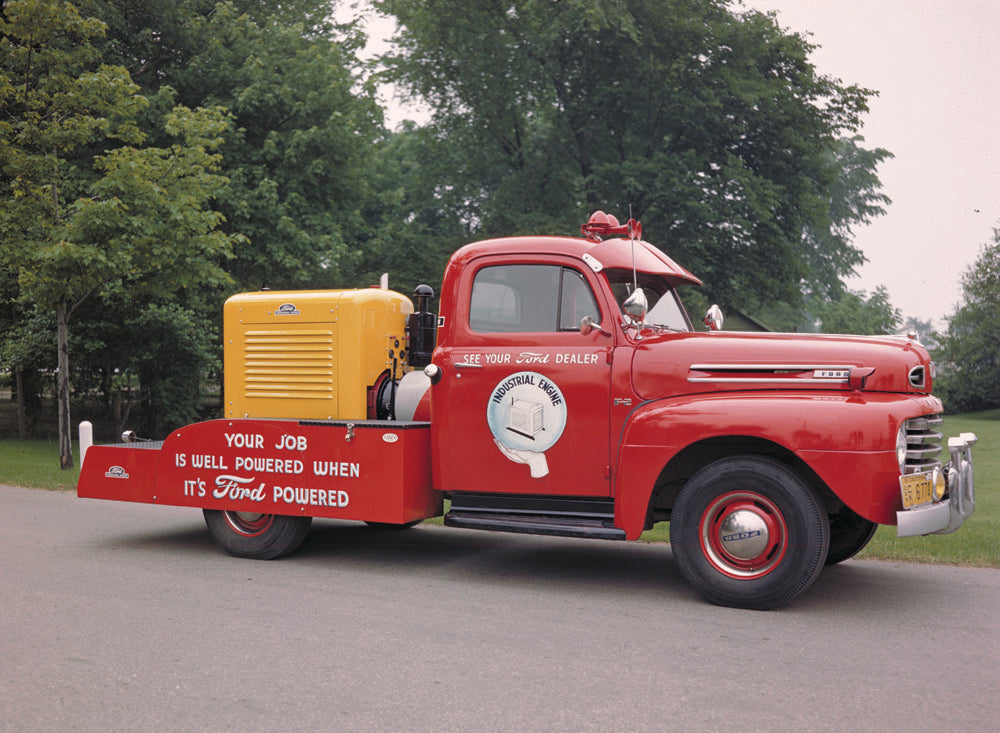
[78,212,977,609]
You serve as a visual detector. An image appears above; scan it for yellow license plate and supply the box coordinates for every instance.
[900,472,933,508]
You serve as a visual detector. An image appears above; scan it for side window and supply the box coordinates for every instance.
[558,268,600,331]
[470,264,600,333]
[469,281,519,328]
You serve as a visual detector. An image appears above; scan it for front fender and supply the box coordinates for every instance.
[613,391,943,536]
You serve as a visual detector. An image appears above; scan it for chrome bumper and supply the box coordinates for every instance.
[897,432,977,537]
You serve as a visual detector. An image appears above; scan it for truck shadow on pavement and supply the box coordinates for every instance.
[104,518,963,612]
[296,521,948,612]
[293,520,696,602]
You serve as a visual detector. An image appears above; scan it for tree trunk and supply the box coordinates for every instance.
[102,352,112,409]
[112,389,134,437]
[57,298,73,470]
[15,368,26,441]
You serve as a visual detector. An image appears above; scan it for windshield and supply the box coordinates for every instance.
[604,269,693,331]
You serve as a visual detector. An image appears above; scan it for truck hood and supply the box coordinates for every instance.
[631,330,933,400]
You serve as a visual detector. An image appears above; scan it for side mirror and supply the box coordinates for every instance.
[703,304,724,331]
[580,315,610,336]
[622,288,648,323]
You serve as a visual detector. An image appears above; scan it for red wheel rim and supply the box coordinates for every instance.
[698,491,787,579]
[222,511,274,537]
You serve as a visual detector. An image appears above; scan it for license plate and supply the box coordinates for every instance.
[900,472,933,508]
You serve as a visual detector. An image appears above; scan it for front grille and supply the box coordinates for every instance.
[904,414,943,474]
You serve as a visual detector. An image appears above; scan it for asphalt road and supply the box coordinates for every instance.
[3,484,999,732]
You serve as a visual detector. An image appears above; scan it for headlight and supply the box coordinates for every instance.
[896,424,908,474]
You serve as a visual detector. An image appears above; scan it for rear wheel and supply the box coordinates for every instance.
[203,509,312,560]
[670,456,829,610]
[825,507,878,565]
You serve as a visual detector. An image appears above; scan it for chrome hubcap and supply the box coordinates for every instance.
[717,508,770,561]
[699,491,788,579]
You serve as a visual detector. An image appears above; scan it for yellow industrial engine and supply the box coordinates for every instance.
[223,289,414,421]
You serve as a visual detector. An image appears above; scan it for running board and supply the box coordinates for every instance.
[444,493,626,540]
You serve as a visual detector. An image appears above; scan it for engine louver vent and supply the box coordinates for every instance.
[243,329,334,400]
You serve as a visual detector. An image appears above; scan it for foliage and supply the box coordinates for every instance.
[757,135,894,333]
[815,285,901,335]
[375,0,886,319]
[185,2,383,290]
[354,122,472,296]
[80,0,386,291]
[0,0,238,462]
[129,301,218,433]
[0,0,144,265]
[935,229,1000,412]
[0,304,54,435]
[801,136,893,302]
[18,103,237,310]
[71,295,219,435]
[899,316,938,351]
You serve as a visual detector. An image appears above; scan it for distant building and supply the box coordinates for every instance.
[724,311,774,333]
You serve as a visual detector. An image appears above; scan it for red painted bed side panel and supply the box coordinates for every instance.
[78,444,164,504]
[78,419,440,524]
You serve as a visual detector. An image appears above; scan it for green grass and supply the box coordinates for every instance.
[0,439,81,491]
[2,411,997,566]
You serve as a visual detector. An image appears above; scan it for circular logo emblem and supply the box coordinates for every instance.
[486,371,567,454]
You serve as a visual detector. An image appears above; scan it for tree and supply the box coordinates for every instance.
[803,136,893,301]
[79,0,386,291]
[898,316,937,351]
[181,3,383,290]
[0,0,238,466]
[935,229,1000,412]
[757,135,894,332]
[815,286,900,335]
[376,0,887,318]
[0,303,54,439]
[354,122,472,295]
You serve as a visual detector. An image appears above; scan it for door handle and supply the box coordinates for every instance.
[454,362,484,369]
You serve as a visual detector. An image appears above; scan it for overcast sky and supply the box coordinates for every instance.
[349,1,1000,326]
[748,0,1000,326]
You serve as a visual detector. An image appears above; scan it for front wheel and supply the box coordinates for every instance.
[825,506,878,565]
[203,509,312,560]
[670,456,829,610]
